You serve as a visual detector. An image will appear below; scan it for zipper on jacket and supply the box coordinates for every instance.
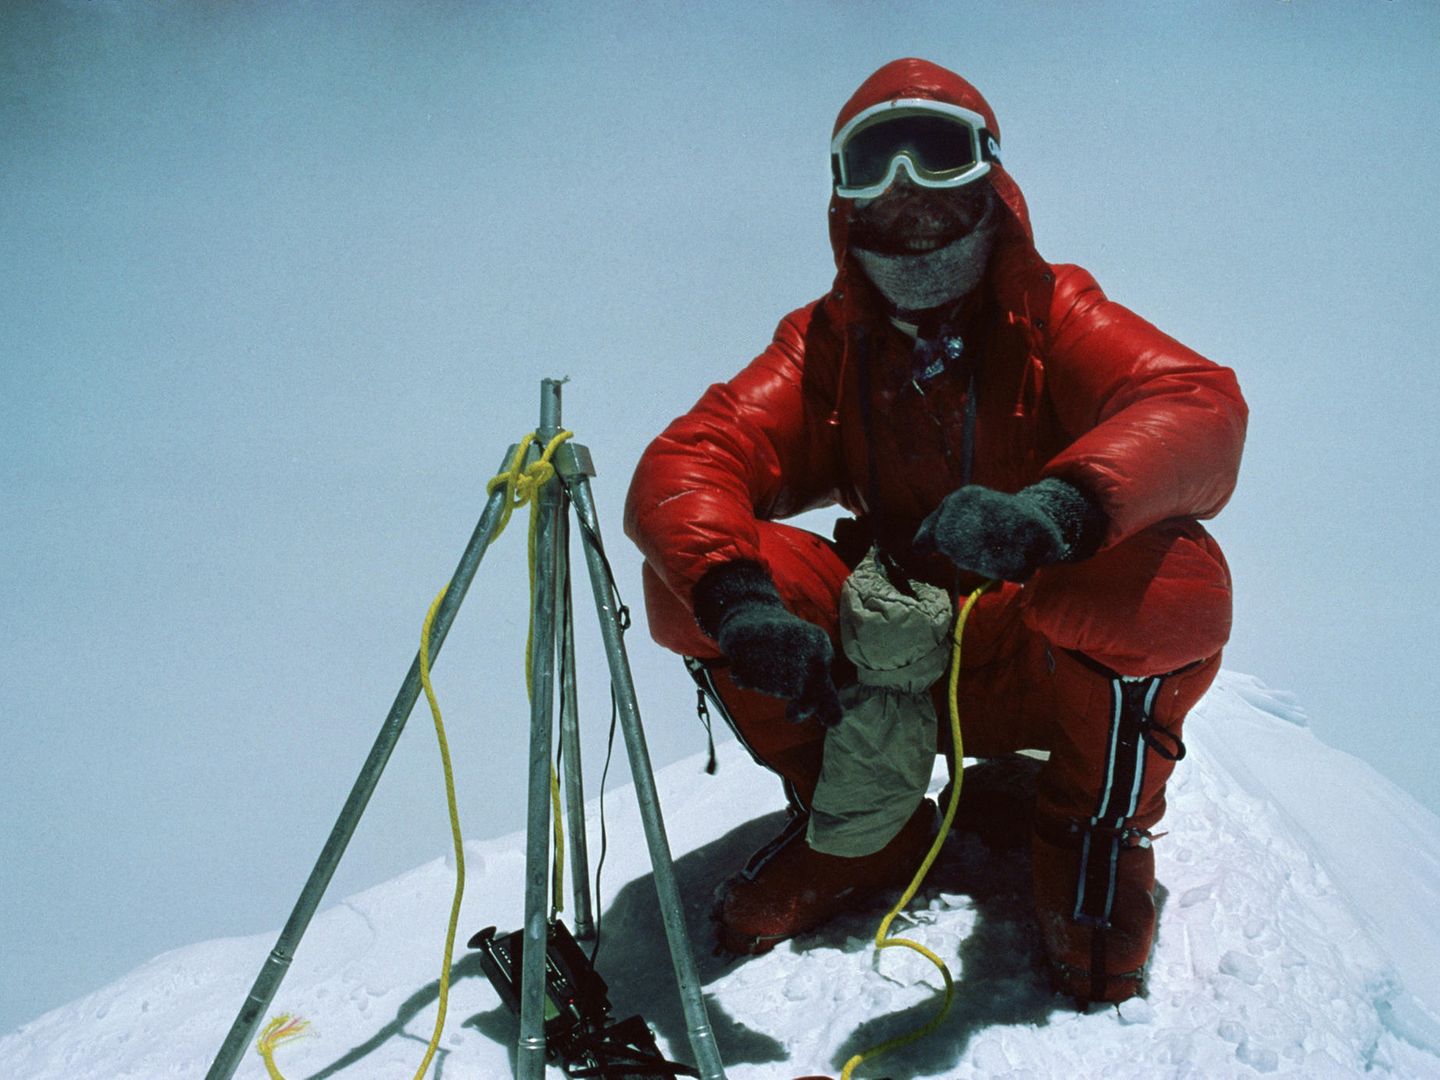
[908,326,975,488]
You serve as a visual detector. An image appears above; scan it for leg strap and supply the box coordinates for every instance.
[1053,661,1180,928]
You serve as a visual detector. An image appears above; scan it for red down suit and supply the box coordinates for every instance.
[623,59,1248,997]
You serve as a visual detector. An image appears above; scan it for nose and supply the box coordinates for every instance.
[858,160,925,206]
[882,159,923,196]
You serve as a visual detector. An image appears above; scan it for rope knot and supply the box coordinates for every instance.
[487,431,574,515]
[486,434,570,501]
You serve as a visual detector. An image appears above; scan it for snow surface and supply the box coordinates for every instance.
[4,670,1440,1079]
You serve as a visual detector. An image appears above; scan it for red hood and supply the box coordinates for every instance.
[827,58,1032,270]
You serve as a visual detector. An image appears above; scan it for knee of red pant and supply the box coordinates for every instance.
[642,561,718,657]
[1152,650,1222,729]
[1033,647,1217,831]
[708,666,827,807]
[754,521,851,639]
[1021,520,1232,675]
[639,522,850,657]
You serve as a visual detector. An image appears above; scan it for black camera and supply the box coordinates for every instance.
[469,919,699,1079]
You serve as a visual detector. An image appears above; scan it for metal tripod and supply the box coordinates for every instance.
[206,379,725,1080]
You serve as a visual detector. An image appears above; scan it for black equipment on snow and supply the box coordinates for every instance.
[470,920,700,1079]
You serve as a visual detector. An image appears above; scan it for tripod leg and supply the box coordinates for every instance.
[206,459,516,1080]
[518,452,564,1080]
[568,478,727,1080]
[556,502,596,938]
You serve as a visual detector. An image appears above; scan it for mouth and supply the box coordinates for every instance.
[849,203,972,256]
[892,234,953,255]
[856,228,964,257]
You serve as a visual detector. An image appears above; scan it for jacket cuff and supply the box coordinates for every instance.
[692,559,783,640]
[1022,478,1109,563]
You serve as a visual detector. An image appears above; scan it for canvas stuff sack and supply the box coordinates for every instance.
[807,547,953,856]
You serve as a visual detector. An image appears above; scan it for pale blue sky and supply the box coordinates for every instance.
[3,0,1437,1037]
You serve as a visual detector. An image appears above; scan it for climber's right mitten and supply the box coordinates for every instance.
[693,560,841,727]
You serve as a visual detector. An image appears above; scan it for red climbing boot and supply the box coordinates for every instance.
[1032,821,1159,1004]
[715,799,937,955]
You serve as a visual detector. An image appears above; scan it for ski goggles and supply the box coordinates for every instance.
[830,98,1000,200]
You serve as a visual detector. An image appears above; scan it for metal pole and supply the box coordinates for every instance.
[556,498,596,938]
[517,380,565,1080]
[568,476,727,1080]
[206,454,517,1080]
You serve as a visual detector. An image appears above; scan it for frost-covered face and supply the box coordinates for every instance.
[848,175,999,314]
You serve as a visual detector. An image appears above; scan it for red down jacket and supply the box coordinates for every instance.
[624,59,1247,647]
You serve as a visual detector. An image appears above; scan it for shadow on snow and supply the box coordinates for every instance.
[305,756,1168,1077]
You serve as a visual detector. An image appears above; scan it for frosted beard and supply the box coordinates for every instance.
[850,196,1000,314]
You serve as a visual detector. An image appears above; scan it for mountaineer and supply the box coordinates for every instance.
[624,57,1246,1005]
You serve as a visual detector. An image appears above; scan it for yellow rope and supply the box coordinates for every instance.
[256,586,466,1080]
[256,429,575,1079]
[485,430,574,687]
[256,1015,310,1079]
[839,580,995,1080]
[485,430,575,914]
[550,769,566,917]
[410,583,467,1080]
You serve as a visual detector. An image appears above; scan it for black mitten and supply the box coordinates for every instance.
[692,560,842,727]
[912,478,1108,582]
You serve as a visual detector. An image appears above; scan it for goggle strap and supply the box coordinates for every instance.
[980,128,1001,163]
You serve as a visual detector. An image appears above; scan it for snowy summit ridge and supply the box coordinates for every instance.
[3,670,1439,1078]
